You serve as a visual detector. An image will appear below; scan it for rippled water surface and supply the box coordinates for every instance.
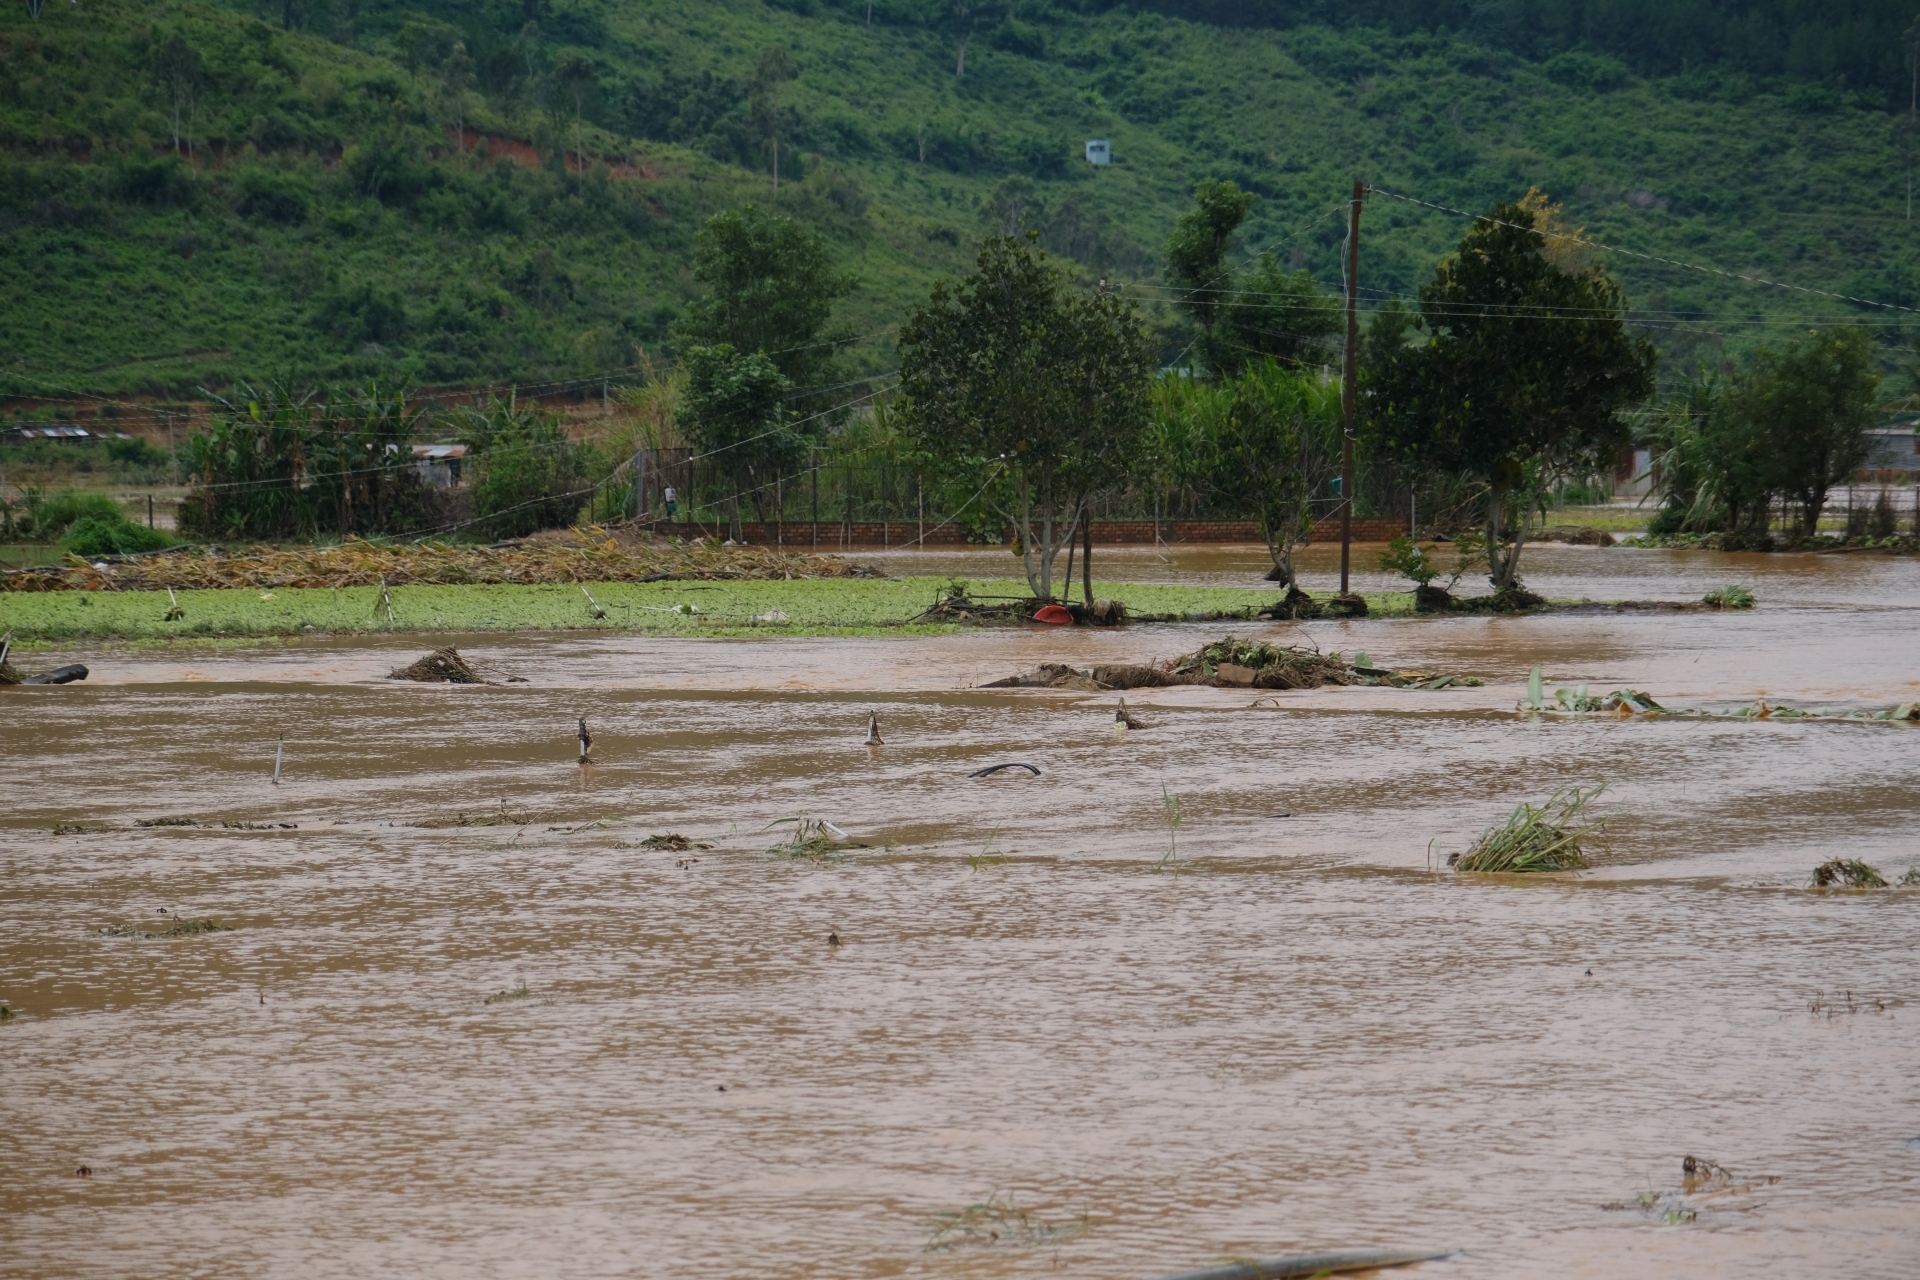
[4,546,1918,1279]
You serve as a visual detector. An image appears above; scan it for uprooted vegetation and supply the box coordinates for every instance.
[1,528,883,594]
[1449,784,1607,873]
[410,801,552,828]
[97,917,232,939]
[925,1194,1090,1252]
[1810,859,1909,889]
[765,816,863,863]
[981,636,1487,692]
[387,647,524,685]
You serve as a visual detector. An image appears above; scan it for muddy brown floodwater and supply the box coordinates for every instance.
[4,546,1918,1279]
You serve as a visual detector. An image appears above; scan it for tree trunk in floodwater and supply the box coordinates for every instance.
[1082,508,1093,604]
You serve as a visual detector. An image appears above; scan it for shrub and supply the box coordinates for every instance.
[62,516,176,557]
[25,489,128,539]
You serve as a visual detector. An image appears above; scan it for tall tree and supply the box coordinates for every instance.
[674,206,855,397]
[152,33,205,159]
[1165,179,1252,362]
[442,42,476,153]
[1208,359,1343,588]
[677,344,798,541]
[1366,200,1658,593]
[748,47,798,191]
[897,235,1153,598]
[1730,328,1879,537]
[1214,254,1342,371]
[553,49,595,173]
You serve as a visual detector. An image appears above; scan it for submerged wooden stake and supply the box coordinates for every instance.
[272,737,284,785]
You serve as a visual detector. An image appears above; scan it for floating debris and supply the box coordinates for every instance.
[135,816,199,828]
[1,529,881,593]
[410,800,549,828]
[1601,1155,1781,1226]
[21,663,89,685]
[1518,666,1916,723]
[483,983,530,1005]
[630,834,713,851]
[97,917,231,939]
[765,816,857,862]
[983,637,1484,692]
[388,647,492,684]
[915,581,1129,627]
[1449,784,1606,873]
[926,1193,1090,1252]
[968,762,1040,778]
[1812,859,1889,889]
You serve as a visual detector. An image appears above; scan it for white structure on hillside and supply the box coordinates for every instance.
[1085,139,1110,165]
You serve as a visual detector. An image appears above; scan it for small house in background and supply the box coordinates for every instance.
[1860,418,1919,479]
[1085,139,1110,165]
[411,443,467,490]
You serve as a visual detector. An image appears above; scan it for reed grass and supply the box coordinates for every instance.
[765,816,850,863]
[1450,784,1605,873]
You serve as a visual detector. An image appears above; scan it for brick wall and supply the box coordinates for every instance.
[635,516,1411,548]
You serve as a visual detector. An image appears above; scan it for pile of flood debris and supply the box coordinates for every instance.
[0,527,881,593]
[980,636,1488,692]
[386,646,526,685]
[913,584,1129,626]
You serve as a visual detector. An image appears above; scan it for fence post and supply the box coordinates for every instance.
[812,464,819,548]
[917,474,924,546]
[843,466,853,548]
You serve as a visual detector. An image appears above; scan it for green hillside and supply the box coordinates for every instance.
[3,0,1916,400]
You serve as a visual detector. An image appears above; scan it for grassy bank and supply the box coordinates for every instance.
[0,577,1424,644]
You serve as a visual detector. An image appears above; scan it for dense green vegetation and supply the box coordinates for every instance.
[1650,327,1884,538]
[0,574,1364,642]
[4,0,1918,403]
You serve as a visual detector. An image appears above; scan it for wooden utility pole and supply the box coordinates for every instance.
[1340,179,1366,595]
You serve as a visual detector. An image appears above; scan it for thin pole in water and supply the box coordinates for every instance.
[272,737,284,785]
[1340,177,1367,596]
[147,494,154,528]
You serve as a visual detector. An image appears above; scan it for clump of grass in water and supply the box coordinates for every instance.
[1449,784,1605,873]
[964,826,1005,871]
[1812,858,1888,888]
[1703,584,1755,610]
[926,1193,1090,1251]
[765,817,850,863]
[484,983,530,1004]
[1154,784,1183,873]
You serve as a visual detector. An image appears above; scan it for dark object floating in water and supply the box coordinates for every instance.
[1265,813,1291,818]
[388,647,485,684]
[828,932,841,946]
[1812,858,1888,888]
[1147,1246,1454,1280]
[968,763,1040,778]
[22,663,88,685]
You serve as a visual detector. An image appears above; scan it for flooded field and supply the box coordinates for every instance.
[4,546,1918,1278]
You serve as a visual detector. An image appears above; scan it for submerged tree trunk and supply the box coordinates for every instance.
[1082,510,1093,604]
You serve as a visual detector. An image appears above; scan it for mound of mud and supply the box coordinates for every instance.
[389,647,486,684]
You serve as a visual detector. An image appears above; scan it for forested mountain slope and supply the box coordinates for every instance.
[2,0,1913,397]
